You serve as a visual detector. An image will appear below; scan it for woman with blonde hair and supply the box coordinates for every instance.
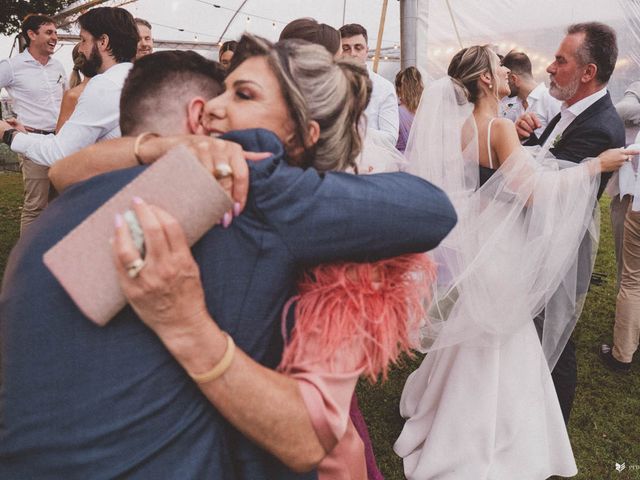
[50,36,455,478]
[394,45,633,479]
[395,66,423,152]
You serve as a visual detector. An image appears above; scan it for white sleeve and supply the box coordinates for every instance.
[0,60,13,90]
[10,76,120,166]
[375,85,400,146]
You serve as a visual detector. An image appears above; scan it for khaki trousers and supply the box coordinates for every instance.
[18,154,52,235]
[613,200,640,363]
[610,194,631,287]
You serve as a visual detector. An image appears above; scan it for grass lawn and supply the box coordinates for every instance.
[0,172,638,479]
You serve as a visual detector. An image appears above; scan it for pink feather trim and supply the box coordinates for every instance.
[279,254,436,382]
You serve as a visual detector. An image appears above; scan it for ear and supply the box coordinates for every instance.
[187,97,207,135]
[98,34,110,53]
[305,120,320,149]
[582,63,598,84]
[509,73,519,87]
[479,72,492,87]
[27,30,37,43]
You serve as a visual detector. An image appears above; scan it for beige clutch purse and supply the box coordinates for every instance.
[43,145,232,326]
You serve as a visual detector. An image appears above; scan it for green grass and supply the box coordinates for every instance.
[357,195,640,480]
[0,178,638,479]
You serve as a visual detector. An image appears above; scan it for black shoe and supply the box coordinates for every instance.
[599,344,631,373]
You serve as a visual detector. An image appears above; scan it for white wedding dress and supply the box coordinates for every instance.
[394,78,601,479]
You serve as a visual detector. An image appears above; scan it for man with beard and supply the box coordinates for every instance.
[515,22,625,425]
[135,18,154,60]
[0,14,66,233]
[0,7,138,173]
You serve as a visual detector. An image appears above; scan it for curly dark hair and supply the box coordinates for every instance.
[78,7,138,63]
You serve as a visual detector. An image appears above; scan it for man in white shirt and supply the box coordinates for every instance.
[515,22,625,424]
[0,7,138,227]
[135,18,154,60]
[339,23,399,147]
[502,50,561,138]
[0,14,66,232]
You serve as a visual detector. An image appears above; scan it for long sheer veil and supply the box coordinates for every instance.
[407,77,600,369]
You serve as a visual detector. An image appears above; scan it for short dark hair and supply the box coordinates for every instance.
[21,14,56,47]
[78,7,139,63]
[134,18,152,30]
[120,50,225,136]
[280,18,341,55]
[567,22,618,84]
[339,23,368,44]
[502,50,533,77]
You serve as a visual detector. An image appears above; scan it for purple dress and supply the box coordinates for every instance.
[396,104,415,153]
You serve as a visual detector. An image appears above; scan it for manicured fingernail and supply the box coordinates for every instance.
[222,212,232,228]
[133,196,143,205]
[233,202,241,217]
[114,214,123,228]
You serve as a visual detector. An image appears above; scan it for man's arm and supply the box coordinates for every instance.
[10,75,119,166]
[370,82,399,146]
[615,88,640,127]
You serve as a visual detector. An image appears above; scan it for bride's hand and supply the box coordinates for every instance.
[597,147,639,172]
[112,197,210,340]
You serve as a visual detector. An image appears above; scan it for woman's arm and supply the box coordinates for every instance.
[113,199,326,472]
[55,89,80,133]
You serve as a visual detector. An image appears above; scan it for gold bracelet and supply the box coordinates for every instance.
[188,333,236,384]
[133,132,159,165]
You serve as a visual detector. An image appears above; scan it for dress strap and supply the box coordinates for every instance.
[487,118,497,169]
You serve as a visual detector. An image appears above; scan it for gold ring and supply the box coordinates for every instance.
[213,163,233,180]
[125,258,145,278]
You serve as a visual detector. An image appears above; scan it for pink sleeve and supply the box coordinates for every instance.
[283,333,364,453]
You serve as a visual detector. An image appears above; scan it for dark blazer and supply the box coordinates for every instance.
[0,129,456,479]
[528,91,625,197]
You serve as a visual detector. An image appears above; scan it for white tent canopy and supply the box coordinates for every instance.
[1,0,639,98]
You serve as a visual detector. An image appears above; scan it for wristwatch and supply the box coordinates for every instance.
[2,128,17,147]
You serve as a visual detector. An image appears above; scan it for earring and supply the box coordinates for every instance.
[489,84,493,89]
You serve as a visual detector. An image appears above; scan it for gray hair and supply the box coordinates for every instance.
[567,22,617,84]
[231,34,372,172]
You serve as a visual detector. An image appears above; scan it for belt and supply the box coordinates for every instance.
[25,126,55,135]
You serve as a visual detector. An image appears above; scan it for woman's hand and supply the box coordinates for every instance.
[112,196,211,340]
[598,147,640,173]
[139,135,271,223]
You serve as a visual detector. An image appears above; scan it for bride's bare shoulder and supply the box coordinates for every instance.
[490,118,521,162]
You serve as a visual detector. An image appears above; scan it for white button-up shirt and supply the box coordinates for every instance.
[12,62,133,167]
[542,86,608,151]
[364,67,399,147]
[501,83,561,138]
[0,49,66,131]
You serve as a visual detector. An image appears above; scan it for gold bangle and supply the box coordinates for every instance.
[188,333,236,384]
[133,132,159,165]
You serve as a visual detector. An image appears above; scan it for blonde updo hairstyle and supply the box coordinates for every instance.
[69,43,84,89]
[447,45,500,104]
[230,34,372,172]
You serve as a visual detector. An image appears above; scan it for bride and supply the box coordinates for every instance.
[394,46,632,479]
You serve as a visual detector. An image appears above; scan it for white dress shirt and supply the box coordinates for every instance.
[364,67,399,146]
[12,62,133,167]
[542,86,608,152]
[0,49,66,131]
[526,83,562,138]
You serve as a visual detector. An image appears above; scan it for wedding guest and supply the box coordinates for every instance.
[340,23,399,147]
[135,18,153,60]
[0,7,138,169]
[501,50,560,139]
[395,66,423,152]
[218,40,237,69]
[515,22,625,423]
[279,18,340,56]
[56,43,95,132]
[0,14,66,233]
[4,41,455,479]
